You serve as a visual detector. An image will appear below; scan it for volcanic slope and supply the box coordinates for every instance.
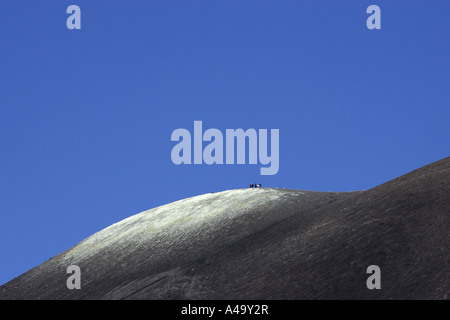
[0,157,449,299]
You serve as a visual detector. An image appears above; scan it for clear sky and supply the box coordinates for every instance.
[0,1,448,285]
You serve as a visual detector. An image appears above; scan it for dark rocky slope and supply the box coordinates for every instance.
[1,157,449,299]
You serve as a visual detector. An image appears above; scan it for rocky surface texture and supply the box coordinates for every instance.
[1,157,449,299]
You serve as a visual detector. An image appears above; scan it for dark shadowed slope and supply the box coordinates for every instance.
[1,157,449,299]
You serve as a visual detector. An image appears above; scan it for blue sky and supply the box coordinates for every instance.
[0,1,448,285]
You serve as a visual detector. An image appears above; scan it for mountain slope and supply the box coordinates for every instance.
[1,157,449,299]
